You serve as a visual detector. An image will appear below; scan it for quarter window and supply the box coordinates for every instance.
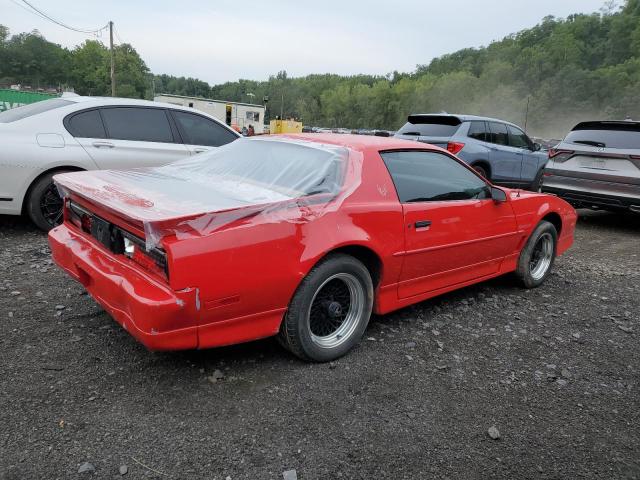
[65,110,106,138]
[100,107,174,143]
[487,122,509,146]
[467,121,487,142]
[171,111,237,147]
[381,150,490,203]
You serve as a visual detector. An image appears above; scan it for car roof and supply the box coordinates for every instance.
[60,95,240,135]
[65,95,188,110]
[572,120,640,131]
[278,133,448,153]
[406,113,523,129]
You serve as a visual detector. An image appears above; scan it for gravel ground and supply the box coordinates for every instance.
[1,211,639,480]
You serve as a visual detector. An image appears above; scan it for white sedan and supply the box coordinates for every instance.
[0,95,240,230]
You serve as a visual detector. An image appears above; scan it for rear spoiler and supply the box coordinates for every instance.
[407,114,462,126]
[572,121,640,132]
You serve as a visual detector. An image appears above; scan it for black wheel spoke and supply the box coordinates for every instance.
[309,278,352,338]
[40,183,63,226]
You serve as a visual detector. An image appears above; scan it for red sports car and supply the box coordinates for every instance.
[49,134,577,361]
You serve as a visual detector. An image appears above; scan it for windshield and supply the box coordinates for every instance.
[565,129,640,150]
[0,98,72,123]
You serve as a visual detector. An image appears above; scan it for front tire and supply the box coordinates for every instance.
[515,220,558,288]
[26,172,67,231]
[278,254,374,362]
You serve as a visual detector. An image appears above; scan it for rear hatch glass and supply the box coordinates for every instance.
[565,128,640,150]
[396,115,462,140]
[396,122,460,137]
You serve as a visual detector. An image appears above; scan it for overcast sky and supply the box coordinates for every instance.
[2,0,608,84]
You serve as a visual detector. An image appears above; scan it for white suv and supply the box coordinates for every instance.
[0,95,240,230]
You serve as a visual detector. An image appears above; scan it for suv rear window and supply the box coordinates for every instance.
[0,98,72,123]
[397,122,460,137]
[565,129,640,150]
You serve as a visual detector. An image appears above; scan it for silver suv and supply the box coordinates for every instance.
[542,121,640,213]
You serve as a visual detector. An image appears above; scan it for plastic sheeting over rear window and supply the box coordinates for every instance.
[54,137,360,250]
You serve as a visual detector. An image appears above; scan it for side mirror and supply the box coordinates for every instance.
[533,142,542,152]
[491,186,507,203]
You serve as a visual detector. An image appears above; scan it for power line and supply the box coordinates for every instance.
[113,24,126,45]
[14,0,109,34]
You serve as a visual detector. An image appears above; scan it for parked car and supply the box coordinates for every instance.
[541,120,640,212]
[49,134,576,362]
[395,114,547,190]
[0,95,240,230]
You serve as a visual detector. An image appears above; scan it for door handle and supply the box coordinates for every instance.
[193,148,209,154]
[92,141,114,148]
[415,220,432,229]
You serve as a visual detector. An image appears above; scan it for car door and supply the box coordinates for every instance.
[380,150,520,299]
[487,121,523,183]
[70,106,189,169]
[169,110,239,155]
[507,124,540,183]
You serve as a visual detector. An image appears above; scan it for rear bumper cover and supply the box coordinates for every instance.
[49,224,200,350]
[542,173,640,210]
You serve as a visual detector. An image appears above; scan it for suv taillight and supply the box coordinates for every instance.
[447,142,465,155]
[548,148,574,160]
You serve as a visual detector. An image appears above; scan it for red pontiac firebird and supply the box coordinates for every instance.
[49,134,577,361]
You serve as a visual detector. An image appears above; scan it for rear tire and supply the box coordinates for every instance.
[473,164,490,180]
[26,172,67,232]
[515,220,558,288]
[278,254,374,362]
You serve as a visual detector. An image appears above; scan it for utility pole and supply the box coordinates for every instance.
[109,21,115,97]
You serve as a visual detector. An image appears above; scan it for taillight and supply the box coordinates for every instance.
[447,142,465,155]
[67,199,92,232]
[548,148,574,159]
[122,232,168,278]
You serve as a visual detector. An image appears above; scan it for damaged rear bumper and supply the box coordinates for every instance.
[49,224,200,351]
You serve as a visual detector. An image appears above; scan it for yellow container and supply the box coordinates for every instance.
[270,119,303,134]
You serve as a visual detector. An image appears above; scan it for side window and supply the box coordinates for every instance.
[100,107,174,143]
[171,111,237,147]
[508,125,531,149]
[487,122,509,146]
[467,121,487,142]
[380,150,490,203]
[65,110,106,139]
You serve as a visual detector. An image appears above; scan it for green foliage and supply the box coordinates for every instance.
[0,29,148,97]
[1,0,639,137]
[189,0,640,137]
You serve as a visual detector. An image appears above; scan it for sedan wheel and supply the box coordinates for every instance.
[26,171,68,231]
[279,254,373,362]
[515,220,558,288]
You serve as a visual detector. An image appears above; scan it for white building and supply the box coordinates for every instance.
[154,94,265,133]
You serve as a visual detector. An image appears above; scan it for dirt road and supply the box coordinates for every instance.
[1,211,638,479]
